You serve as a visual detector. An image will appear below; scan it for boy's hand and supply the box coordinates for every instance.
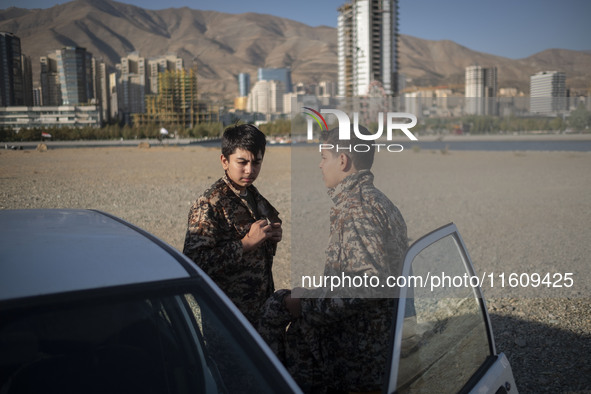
[269,222,282,243]
[241,219,272,252]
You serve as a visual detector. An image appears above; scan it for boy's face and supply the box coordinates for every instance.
[319,150,346,189]
[221,148,263,191]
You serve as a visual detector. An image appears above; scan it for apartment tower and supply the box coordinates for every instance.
[246,80,286,116]
[337,0,399,97]
[118,52,148,118]
[148,54,184,94]
[530,71,567,114]
[465,65,498,115]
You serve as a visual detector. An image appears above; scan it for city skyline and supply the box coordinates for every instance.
[3,0,590,60]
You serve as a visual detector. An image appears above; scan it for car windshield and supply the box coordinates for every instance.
[0,287,280,394]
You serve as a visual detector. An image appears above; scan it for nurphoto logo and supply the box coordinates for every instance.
[302,107,418,153]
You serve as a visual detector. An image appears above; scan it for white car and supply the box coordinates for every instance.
[0,209,517,393]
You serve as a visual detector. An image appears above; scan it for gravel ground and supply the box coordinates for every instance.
[1,143,590,393]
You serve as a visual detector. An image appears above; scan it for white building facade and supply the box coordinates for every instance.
[0,106,101,130]
[246,80,285,116]
[530,71,567,114]
[337,0,399,97]
[465,65,498,115]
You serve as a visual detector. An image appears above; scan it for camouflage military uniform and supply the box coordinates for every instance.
[260,169,407,392]
[183,174,280,326]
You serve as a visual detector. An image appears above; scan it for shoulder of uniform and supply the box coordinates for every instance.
[203,178,241,206]
[201,177,226,196]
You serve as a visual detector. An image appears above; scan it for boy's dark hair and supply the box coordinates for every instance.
[320,124,375,170]
[222,124,266,159]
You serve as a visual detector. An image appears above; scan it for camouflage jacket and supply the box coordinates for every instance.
[183,174,280,325]
[299,169,408,391]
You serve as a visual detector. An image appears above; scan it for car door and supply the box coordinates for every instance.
[385,223,517,394]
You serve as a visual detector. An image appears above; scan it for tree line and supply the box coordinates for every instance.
[1,105,589,142]
[410,105,591,135]
[0,122,224,142]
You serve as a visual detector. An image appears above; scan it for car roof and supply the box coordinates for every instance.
[0,209,192,302]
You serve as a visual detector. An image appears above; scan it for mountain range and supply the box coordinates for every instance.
[1,0,590,102]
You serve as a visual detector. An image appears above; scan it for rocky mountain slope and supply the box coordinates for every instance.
[1,0,589,101]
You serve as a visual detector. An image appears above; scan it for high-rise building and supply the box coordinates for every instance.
[257,68,292,93]
[337,0,399,97]
[0,32,25,106]
[40,54,61,106]
[21,54,33,106]
[40,47,95,106]
[115,53,185,123]
[238,73,251,97]
[93,59,110,122]
[134,68,199,128]
[32,87,42,106]
[247,80,286,115]
[56,47,94,105]
[465,65,497,115]
[530,71,567,114]
[118,52,148,119]
[147,54,184,94]
[108,72,118,120]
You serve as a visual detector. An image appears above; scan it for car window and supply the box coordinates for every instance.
[394,230,492,393]
[0,296,205,394]
[183,293,288,393]
[0,290,285,394]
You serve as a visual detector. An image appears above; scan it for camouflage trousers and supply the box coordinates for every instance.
[258,289,328,393]
[259,291,397,393]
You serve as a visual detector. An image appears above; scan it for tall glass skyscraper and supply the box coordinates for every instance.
[238,72,251,97]
[257,68,292,93]
[0,32,24,106]
[337,0,399,97]
[55,47,93,105]
[40,46,97,107]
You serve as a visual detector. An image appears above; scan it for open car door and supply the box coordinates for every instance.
[385,223,518,394]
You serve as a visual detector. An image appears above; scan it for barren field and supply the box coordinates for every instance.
[1,144,590,392]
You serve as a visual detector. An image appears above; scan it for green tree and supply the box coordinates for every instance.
[259,118,291,136]
[549,116,566,132]
[568,105,591,131]
[0,128,16,141]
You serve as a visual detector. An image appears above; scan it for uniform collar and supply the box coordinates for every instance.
[327,169,374,204]
[222,173,257,198]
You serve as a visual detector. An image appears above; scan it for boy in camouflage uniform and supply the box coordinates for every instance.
[183,124,282,326]
[260,126,408,393]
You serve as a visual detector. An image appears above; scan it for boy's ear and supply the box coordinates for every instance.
[339,153,354,172]
[220,154,229,170]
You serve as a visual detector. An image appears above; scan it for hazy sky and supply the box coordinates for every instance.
[3,0,590,59]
